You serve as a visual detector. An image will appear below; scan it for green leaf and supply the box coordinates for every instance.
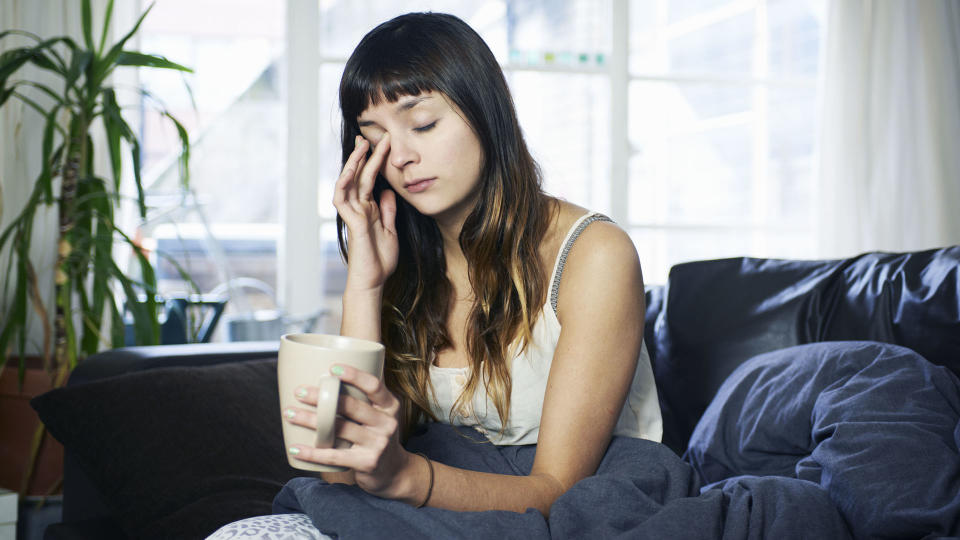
[0,48,35,84]
[97,2,155,86]
[11,80,66,107]
[129,138,146,219]
[65,50,93,95]
[110,258,159,346]
[108,292,125,349]
[86,201,114,352]
[100,88,123,190]
[39,104,63,202]
[7,90,50,118]
[27,50,63,75]
[164,111,191,189]
[0,235,28,372]
[81,0,95,51]
[116,51,192,72]
[113,226,161,345]
[0,86,15,108]
[98,0,115,57]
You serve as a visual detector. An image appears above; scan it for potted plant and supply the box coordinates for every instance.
[0,0,192,494]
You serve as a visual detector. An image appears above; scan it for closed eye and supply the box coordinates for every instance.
[414,121,437,133]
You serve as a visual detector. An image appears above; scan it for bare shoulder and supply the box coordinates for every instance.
[563,218,642,284]
[551,204,644,322]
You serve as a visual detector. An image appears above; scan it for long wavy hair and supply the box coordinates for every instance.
[337,12,554,436]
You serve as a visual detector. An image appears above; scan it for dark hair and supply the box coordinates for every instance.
[337,12,554,434]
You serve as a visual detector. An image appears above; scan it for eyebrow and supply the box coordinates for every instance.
[357,95,433,127]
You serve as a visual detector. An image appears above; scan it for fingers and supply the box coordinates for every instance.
[379,189,397,234]
[357,133,390,202]
[288,364,398,432]
[287,442,382,473]
[334,136,369,211]
[282,405,381,445]
[331,364,398,412]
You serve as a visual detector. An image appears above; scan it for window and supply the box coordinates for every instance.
[134,0,287,338]
[138,0,826,340]
[627,0,826,282]
[308,0,826,300]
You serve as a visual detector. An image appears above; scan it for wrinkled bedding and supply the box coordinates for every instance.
[274,341,960,539]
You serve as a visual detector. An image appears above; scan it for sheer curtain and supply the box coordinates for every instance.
[816,0,960,258]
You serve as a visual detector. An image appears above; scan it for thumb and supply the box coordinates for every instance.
[379,189,397,234]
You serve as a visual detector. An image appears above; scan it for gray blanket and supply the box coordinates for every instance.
[275,341,960,539]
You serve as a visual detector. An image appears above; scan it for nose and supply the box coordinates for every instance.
[387,133,418,170]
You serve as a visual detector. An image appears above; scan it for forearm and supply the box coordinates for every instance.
[393,452,565,516]
[339,286,383,343]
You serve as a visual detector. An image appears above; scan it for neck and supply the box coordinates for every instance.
[438,215,467,274]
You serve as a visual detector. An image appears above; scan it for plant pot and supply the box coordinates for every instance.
[0,358,63,495]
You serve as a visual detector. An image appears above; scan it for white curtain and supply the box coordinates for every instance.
[816,0,960,258]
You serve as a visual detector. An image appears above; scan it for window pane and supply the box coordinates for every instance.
[767,0,827,77]
[319,221,348,333]
[631,226,816,286]
[628,80,753,225]
[667,0,735,23]
[630,2,756,77]
[628,125,753,226]
[139,0,285,312]
[319,1,510,60]
[506,0,612,65]
[510,72,610,211]
[319,63,346,220]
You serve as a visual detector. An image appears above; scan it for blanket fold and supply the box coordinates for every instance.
[274,424,849,539]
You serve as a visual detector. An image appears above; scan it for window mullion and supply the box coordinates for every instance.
[282,0,322,317]
[610,0,630,224]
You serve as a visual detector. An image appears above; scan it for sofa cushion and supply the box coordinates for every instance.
[653,247,960,453]
[31,358,301,539]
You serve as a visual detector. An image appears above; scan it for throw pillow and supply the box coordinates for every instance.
[32,358,304,539]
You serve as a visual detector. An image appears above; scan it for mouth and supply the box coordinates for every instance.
[404,177,436,193]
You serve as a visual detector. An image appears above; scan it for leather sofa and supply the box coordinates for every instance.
[34,246,960,539]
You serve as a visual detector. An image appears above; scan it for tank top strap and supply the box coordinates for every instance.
[548,212,614,315]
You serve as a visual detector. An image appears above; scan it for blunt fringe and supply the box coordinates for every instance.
[336,12,555,438]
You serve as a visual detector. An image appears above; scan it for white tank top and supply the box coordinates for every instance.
[428,212,663,445]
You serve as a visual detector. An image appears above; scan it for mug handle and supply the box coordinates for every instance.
[313,375,341,448]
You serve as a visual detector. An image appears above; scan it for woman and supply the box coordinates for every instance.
[210,11,660,538]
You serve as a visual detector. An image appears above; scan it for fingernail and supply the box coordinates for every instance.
[295,387,308,399]
[288,447,301,456]
[331,365,344,376]
[284,408,296,420]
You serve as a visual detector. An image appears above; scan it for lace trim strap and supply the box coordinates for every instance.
[549,213,613,314]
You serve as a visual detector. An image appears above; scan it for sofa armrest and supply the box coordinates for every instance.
[67,341,280,386]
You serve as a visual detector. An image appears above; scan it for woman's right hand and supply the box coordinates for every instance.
[333,133,398,291]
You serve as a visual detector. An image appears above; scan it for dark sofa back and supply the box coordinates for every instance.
[649,246,960,454]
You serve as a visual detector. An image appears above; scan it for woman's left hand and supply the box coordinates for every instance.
[283,364,416,500]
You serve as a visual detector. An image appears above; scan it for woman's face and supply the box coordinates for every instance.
[356,91,484,228]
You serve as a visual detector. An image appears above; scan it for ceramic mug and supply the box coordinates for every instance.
[278,333,385,472]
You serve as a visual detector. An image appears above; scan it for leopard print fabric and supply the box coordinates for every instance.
[206,513,331,539]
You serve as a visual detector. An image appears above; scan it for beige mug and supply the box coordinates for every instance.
[278,333,385,472]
